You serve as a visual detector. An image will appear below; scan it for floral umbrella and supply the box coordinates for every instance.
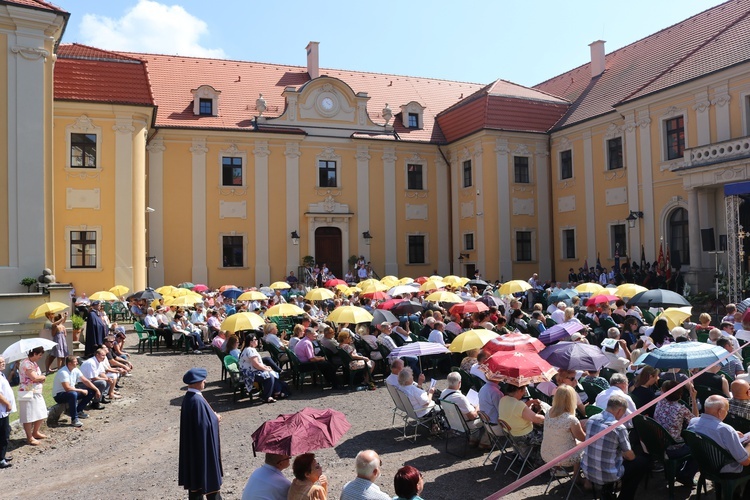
[484,351,557,386]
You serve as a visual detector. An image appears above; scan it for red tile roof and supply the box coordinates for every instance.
[54,44,154,107]
[1,0,66,13]
[534,0,750,129]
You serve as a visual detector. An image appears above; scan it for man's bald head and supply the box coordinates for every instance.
[732,379,750,401]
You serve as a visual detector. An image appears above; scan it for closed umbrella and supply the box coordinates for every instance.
[634,342,728,370]
[449,329,500,352]
[484,332,545,354]
[627,289,690,308]
[28,301,69,319]
[327,306,373,324]
[653,306,692,329]
[484,351,557,386]
[539,341,609,371]
[449,301,489,316]
[221,312,265,333]
[266,304,305,317]
[305,288,336,301]
[538,321,587,345]
[2,338,58,363]
[497,280,532,296]
[371,309,399,326]
[251,407,351,456]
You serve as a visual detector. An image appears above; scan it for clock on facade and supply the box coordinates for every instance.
[320,97,334,110]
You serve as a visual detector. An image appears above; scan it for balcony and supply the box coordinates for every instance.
[683,135,750,168]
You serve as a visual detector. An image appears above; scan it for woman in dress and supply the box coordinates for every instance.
[288,453,327,500]
[393,465,425,500]
[238,334,288,403]
[41,311,67,374]
[19,347,48,445]
[541,385,585,473]
[48,312,69,372]
[338,329,375,390]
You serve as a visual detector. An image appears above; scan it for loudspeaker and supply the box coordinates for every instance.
[671,250,682,269]
[701,228,716,252]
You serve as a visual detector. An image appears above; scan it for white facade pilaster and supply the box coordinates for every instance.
[495,139,512,281]
[190,139,208,284]
[712,85,731,142]
[694,92,711,146]
[638,110,655,262]
[534,142,551,278]
[382,147,398,276]
[623,113,641,259]
[146,138,166,286]
[355,145,371,262]
[254,141,271,284]
[473,141,486,275]
[113,116,135,290]
[285,142,301,274]
[583,131,596,264]
[435,155,450,275]
[450,153,460,274]
[687,187,702,279]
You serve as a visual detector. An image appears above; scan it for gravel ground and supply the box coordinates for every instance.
[2,332,703,499]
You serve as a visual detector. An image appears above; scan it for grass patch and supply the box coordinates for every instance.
[10,375,56,425]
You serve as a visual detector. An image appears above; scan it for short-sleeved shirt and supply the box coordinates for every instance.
[440,389,475,415]
[52,366,83,397]
[582,410,631,484]
[80,357,105,379]
[478,382,503,424]
[498,396,532,437]
[294,337,315,363]
[729,398,750,420]
[654,399,694,445]
[688,413,749,473]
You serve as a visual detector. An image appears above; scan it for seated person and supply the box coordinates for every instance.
[397,367,437,418]
[207,309,222,338]
[537,369,586,414]
[498,383,544,446]
[238,334,288,403]
[103,336,133,376]
[241,453,291,500]
[319,326,342,366]
[469,351,489,383]
[528,311,547,333]
[80,348,119,401]
[629,366,659,417]
[358,325,382,361]
[653,380,699,484]
[730,379,750,420]
[211,330,226,349]
[52,355,100,427]
[439,372,481,443]
[459,349,479,373]
[541,385,585,470]
[692,363,731,398]
[581,369,609,391]
[170,313,206,353]
[688,395,750,475]
[386,358,425,389]
[294,327,340,390]
[595,373,637,426]
[338,329,375,390]
[601,337,631,374]
[717,337,746,378]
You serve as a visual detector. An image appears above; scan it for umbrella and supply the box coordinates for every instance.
[634,342,729,370]
[575,283,604,294]
[2,338,58,363]
[585,294,620,306]
[109,285,129,296]
[548,289,578,305]
[192,284,209,292]
[360,282,389,294]
[305,288,336,301]
[419,280,447,292]
[269,282,291,290]
[477,295,503,307]
[414,276,429,284]
[357,279,380,289]
[538,321,587,345]
[221,312,266,333]
[178,282,195,289]
[467,279,490,290]
[484,332,545,354]
[614,283,648,299]
[155,285,178,295]
[425,291,463,303]
[221,288,244,300]
[266,304,305,317]
[28,301,69,319]
[443,275,466,286]
[391,301,424,316]
[389,341,449,360]
[325,278,347,288]
[388,285,419,298]
[259,287,274,297]
[132,288,163,301]
[380,275,399,285]
[251,407,351,456]
[539,341,610,371]
[371,309,399,326]
[653,306,693,329]
[449,329,500,352]
[627,289,691,308]
[165,295,203,307]
[484,351,558,386]
[238,291,269,301]
[397,277,415,285]
[219,284,238,292]
[497,280,532,295]
[737,298,750,314]
[327,306,373,324]
[377,299,406,310]
[362,291,390,301]
[449,301,489,316]
[172,287,198,297]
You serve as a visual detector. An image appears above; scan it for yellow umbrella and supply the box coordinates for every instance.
[357,278,380,290]
[397,277,414,285]
[429,275,443,280]
[575,283,604,294]
[109,285,129,296]
[165,295,203,307]
[221,312,265,333]
[173,287,200,297]
[238,291,268,301]
[654,306,692,329]
[305,288,336,301]
[361,282,389,293]
[151,298,165,309]
[380,276,399,288]
[425,291,463,303]
[155,285,178,295]
[266,304,305,317]
[335,283,350,291]
[29,301,69,319]
[327,305,373,324]
[442,275,464,285]
[614,283,648,299]
[449,329,501,353]
[497,280,532,295]
[89,291,119,302]
[340,286,359,296]
[420,279,447,292]
[269,281,291,290]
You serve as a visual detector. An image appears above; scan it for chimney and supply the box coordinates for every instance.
[306,41,319,79]
[589,40,606,78]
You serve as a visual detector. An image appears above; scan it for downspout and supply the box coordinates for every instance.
[438,145,453,274]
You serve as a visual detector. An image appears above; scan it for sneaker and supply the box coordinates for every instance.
[72,419,83,428]
[193,350,203,355]
[0,460,11,469]
[124,373,132,377]
[552,467,570,478]
[78,412,89,419]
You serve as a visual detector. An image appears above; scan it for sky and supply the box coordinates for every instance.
[53,0,725,87]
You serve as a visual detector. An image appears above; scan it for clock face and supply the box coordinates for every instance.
[321,97,334,111]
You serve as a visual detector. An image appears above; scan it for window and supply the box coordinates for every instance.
[610,224,627,258]
[464,233,474,251]
[669,207,690,266]
[560,150,572,180]
[514,156,530,183]
[318,160,337,187]
[407,164,424,190]
[408,235,426,264]
[665,116,685,160]
[408,113,419,128]
[70,230,97,268]
[562,229,576,259]
[462,160,472,188]
[199,98,213,116]
[400,101,425,128]
[607,137,623,170]
[221,157,243,186]
[222,236,244,267]
[71,133,97,168]
[516,231,532,262]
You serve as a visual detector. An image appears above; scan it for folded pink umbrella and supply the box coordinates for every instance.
[251,407,351,456]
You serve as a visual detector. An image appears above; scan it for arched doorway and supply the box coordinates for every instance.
[315,227,342,278]
[669,207,690,267]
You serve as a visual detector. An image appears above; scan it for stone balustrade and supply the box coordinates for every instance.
[684,135,750,167]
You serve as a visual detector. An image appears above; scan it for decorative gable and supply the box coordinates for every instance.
[191,84,221,116]
[400,101,425,129]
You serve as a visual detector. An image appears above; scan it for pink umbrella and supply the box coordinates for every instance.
[377,299,405,310]
[362,291,390,300]
[449,301,489,315]
[251,407,351,456]
[585,294,619,306]
[192,284,209,292]
[484,332,545,354]
[325,278,347,288]
[484,351,557,386]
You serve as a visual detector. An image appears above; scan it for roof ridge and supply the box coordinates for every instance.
[59,43,145,63]
[619,3,750,103]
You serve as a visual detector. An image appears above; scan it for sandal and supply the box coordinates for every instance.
[266,397,277,404]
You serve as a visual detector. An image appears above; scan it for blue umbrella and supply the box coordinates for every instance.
[538,321,587,345]
[548,289,578,305]
[634,342,729,370]
[221,288,243,300]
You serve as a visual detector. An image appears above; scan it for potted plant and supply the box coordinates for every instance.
[70,314,84,343]
[302,255,315,268]
[348,254,358,269]
[20,277,37,293]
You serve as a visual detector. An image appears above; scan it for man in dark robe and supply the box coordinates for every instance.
[179,367,223,499]
[84,301,107,357]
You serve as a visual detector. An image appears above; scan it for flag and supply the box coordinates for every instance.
[596,253,602,272]
[665,244,672,280]
[640,244,646,271]
[657,242,665,276]
[583,257,589,275]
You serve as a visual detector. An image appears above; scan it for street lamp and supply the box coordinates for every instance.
[626,210,644,229]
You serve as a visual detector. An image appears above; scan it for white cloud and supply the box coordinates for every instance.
[79,0,226,58]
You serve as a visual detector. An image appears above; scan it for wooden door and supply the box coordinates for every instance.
[315,227,342,278]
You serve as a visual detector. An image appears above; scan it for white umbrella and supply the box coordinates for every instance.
[388,341,449,372]
[388,284,419,297]
[2,338,58,363]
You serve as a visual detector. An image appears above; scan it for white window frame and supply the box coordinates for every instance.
[406,232,429,265]
[316,148,342,188]
[659,108,687,163]
[559,149,573,180]
[741,92,750,137]
[399,101,425,129]
[560,227,576,260]
[514,228,536,262]
[65,115,103,172]
[219,231,248,269]
[608,222,628,259]
[463,232,475,251]
[513,155,532,184]
[191,84,221,116]
[64,225,102,272]
[405,159,427,191]
[218,144,247,188]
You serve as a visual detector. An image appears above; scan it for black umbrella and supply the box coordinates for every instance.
[391,300,424,316]
[371,309,399,326]
[467,279,490,291]
[627,289,690,308]
[477,295,503,307]
[132,287,163,301]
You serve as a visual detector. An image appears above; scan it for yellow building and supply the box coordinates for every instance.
[3,0,750,303]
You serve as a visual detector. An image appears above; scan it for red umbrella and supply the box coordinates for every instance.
[484,332,545,354]
[377,299,406,310]
[251,407,351,456]
[414,276,429,284]
[449,301,489,316]
[192,284,209,292]
[585,294,620,306]
[325,279,347,288]
[484,351,557,386]
[362,291,391,301]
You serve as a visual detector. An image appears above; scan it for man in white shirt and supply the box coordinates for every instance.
[52,355,101,427]
[595,373,637,427]
[81,348,118,401]
[469,351,488,382]
[0,356,15,468]
[550,302,567,325]
[427,321,448,346]
[385,359,425,387]
[439,373,481,437]
[241,453,292,500]
[340,449,391,500]
[190,304,209,341]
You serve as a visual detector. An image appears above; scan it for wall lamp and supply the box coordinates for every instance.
[458,253,469,262]
[626,210,644,229]
[290,231,300,245]
[362,231,373,245]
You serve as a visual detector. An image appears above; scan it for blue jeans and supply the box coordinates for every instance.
[53,389,94,420]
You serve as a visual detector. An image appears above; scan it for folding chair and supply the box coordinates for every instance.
[385,383,408,430]
[543,464,581,500]
[440,399,480,457]
[396,389,439,441]
[499,419,540,480]
[478,410,510,469]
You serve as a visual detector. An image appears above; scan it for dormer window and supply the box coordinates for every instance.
[400,101,425,129]
[191,85,221,117]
